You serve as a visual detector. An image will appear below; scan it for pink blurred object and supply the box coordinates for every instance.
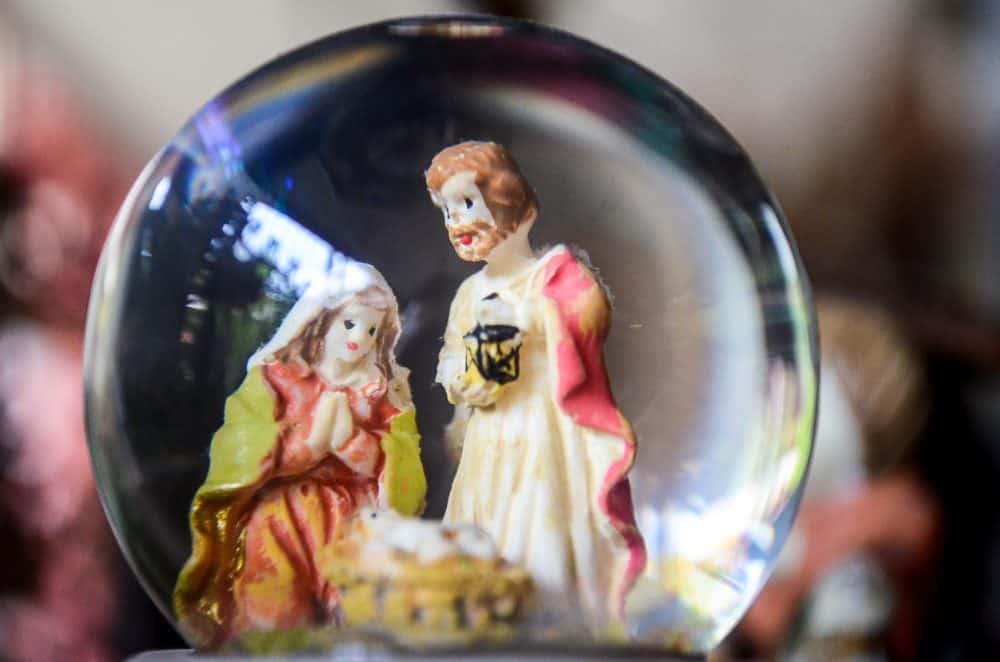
[0,25,135,662]
[737,299,941,660]
[741,472,940,659]
[0,326,117,662]
[1,42,130,328]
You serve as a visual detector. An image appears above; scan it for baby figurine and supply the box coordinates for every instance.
[328,509,534,640]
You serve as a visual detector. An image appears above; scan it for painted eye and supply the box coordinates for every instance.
[369,326,376,337]
[464,198,473,209]
[344,320,354,330]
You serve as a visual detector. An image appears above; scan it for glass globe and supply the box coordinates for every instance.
[85,15,816,656]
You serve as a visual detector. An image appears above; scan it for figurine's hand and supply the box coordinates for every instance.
[306,391,338,455]
[447,368,503,408]
[328,391,354,451]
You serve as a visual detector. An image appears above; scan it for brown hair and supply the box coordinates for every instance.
[425,141,538,232]
[272,286,399,381]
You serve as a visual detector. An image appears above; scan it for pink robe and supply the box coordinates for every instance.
[176,361,399,646]
[231,362,399,634]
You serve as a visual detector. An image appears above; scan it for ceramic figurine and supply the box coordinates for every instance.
[426,141,646,631]
[327,509,533,640]
[174,261,427,648]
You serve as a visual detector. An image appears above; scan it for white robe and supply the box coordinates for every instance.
[439,246,642,632]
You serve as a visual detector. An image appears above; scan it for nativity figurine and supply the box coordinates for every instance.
[174,261,426,648]
[426,141,646,632]
[327,508,533,641]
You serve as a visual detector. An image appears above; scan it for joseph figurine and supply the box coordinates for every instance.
[426,141,646,631]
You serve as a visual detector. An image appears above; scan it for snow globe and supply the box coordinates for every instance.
[84,15,817,659]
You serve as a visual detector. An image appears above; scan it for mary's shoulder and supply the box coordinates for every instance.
[259,359,313,391]
[225,365,276,414]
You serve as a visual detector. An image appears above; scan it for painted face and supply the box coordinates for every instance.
[323,303,386,364]
[430,170,507,262]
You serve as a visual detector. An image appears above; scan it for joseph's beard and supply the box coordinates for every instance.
[448,220,508,261]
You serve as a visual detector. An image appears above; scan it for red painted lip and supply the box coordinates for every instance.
[458,233,474,245]
[347,341,359,351]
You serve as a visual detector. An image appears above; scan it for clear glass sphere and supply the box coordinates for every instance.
[85,15,816,655]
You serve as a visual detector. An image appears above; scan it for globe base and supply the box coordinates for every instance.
[129,645,706,661]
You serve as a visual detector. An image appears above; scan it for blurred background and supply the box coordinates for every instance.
[0,1,997,660]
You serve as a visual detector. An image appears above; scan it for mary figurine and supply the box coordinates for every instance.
[173,261,426,648]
